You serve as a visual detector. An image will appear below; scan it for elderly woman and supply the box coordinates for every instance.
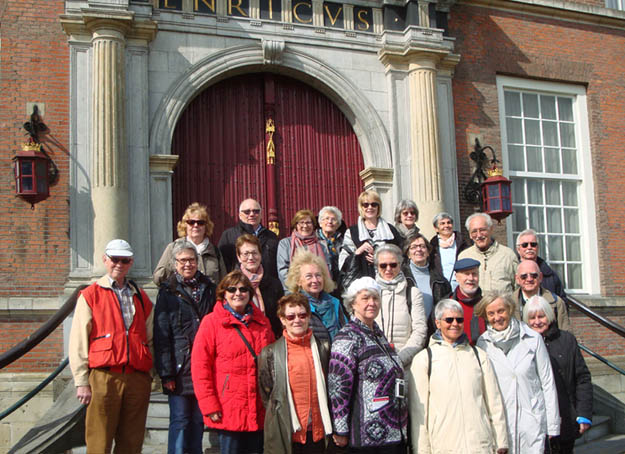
[428,212,470,290]
[191,270,275,453]
[404,233,452,326]
[339,191,403,290]
[394,199,420,239]
[476,291,560,454]
[317,206,345,286]
[154,202,226,285]
[258,293,333,453]
[277,209,331,290]
[285,250,347,343]
[236,233,283,338]
[523,296,592,454]
[409,299,509,454]
[374,244,427,367]
[328,277,407,453]
[154,239,217,454]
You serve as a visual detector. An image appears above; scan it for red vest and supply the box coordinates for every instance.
[81,281,153,372]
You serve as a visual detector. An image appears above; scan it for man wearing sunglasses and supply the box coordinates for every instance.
[512,260,571,330]
[516,229,566,300]
[218,198,279,278]
[69,239,154,453]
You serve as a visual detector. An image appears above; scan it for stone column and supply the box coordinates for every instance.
[85,13,133,274]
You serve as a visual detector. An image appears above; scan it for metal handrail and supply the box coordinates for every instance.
[0,285,86,369]
[0,358,69,421]
[566,295,625,339]
[578,343,625,376]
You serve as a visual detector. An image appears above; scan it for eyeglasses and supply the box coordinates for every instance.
[108,256,132,264]
[239,251,260,258]
[284,313,308,321]
[241,209,261,215]
[519,242,538,248]
[442,317,464,324]
[297,221,313,226]
[176,257,197,265]
[409,244,427,251]
[186,219,206,226]
[321,217,337,223]
[401,211,416,216]
[225,286,251,294]
[361,202,379,208]
[379,262,398,269]
[519,272,539,280]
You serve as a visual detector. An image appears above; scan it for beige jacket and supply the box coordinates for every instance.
[68,276,154,387]
[513,287,571,331]
[459,240,519,293]
[409,336,509,454]
[153,239,226,286]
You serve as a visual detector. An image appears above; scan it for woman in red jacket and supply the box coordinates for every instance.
[191,270,275,453]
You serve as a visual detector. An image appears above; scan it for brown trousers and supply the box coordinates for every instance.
[86,368,152,454]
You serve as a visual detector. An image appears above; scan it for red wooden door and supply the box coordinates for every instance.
[171,73,365,242]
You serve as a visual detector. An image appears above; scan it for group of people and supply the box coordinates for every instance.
[68,191,593,454]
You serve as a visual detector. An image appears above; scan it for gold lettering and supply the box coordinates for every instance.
[356,9,370,30]
[268,0,272,19]
[229,0,249,16]
[324,4,342,26]
[195,0,215,12]
[293,2,312,23]
[163,0,177,8]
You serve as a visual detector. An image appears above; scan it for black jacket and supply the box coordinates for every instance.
[537,256,567,300]
[154,273,216,395]
[429,230,471,281]
[257,271,285,339]
[542,324,593,441]
[218,221,279,278]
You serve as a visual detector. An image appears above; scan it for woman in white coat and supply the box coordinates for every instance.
[476,291,560,454]
[373,244,427,367]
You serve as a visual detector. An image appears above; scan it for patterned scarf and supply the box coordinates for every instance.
[303,291,341,340]
[240,265,266,313]
[175,271,202,304]
[318,230,338,258]
[290,231,326,262]
[224,301,253,325]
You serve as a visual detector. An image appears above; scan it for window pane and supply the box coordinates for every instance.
[566,236,581,261]
[512,178,525,204]
[567,264,582,289]
[523,93,539,118]
[529,206,545,231]
[21,176,33,191]
[526,147,543,172]
[527,180,543,204]
[545,180,561,205]
[564,209,580,233]
[508,144,525,171]
[541,95,557,120]
[558,97,574,121]
[505,91,522,116]
[562,182,578,206]
[507,118,523,144]
[548,235,564,261]
[542,121,558,146]
[547,208,562,233]
[552,263,565,281]
[513,206,527,232]
[20,161,33,176]
[525,119,541,145]
[537,234,547,250]
[560,123,576,148]
[544,147,561,173]
[562,148,578,174]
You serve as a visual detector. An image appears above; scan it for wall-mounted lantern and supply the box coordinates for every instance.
[463,138,513,223]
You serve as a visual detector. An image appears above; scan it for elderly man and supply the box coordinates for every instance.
[516,229,566,299]
[458,212,518,293]
[218,198,279,278]
[69,239,153,453]
[450,258,485,345]
[513,260,571,331]
[409,299,509,454]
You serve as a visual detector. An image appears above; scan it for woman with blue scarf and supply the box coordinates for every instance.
[285,249,348,343]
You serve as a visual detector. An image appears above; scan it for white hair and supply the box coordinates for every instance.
[516,229,538,246]
[465,212,493,231]
[434,299,464,320]
[318,206,343,225]
[523,295,555,324]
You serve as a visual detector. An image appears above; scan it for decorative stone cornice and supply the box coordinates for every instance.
[359,167,394,186]
[149,154,180,173]
[60,8,157,42]
[378,26,454,70]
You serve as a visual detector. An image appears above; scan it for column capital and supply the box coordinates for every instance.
[149,154,180,174]
[61,8,157,43]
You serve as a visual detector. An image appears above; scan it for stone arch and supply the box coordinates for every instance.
[149,42,392,170]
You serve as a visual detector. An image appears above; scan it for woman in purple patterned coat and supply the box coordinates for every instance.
[328,277,408,453]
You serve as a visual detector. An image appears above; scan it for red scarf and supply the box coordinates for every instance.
[240,265,265,313]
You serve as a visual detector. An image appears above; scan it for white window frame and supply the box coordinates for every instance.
[606,0,624,10]
[497,75,600,295]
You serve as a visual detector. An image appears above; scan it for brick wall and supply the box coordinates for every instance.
[0,0,70,298]
[449,3,625,297]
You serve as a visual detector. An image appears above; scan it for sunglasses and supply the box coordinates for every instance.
[241,209,261,215]
[361,202,379,208]
[519,272,539,280]
[225,286,251,294]
[442,317,464,324]
[284,313,308,321]
[108,256,131,264]
[186,219,206,226]
[520,242,538,248]
[379,262,398,269]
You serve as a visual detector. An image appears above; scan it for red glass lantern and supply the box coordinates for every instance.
[13,140,50,207]
[481,166,513,223]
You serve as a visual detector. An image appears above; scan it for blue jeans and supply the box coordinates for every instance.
[167,394,204,454]
[218,430,263,454]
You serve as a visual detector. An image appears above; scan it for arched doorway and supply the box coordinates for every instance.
[171,73,365,242]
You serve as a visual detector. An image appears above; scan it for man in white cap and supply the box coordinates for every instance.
[69,239,154,453]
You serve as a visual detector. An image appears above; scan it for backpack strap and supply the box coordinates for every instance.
[426,347,432,379]
[128,280,145,313]
[470,344,483,373]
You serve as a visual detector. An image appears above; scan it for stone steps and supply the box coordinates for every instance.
[575,434,625,454]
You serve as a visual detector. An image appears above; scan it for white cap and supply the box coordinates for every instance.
[346,276,381,298]
[105,239,134,257]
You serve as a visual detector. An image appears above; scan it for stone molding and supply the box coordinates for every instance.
[149,154,180,174]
